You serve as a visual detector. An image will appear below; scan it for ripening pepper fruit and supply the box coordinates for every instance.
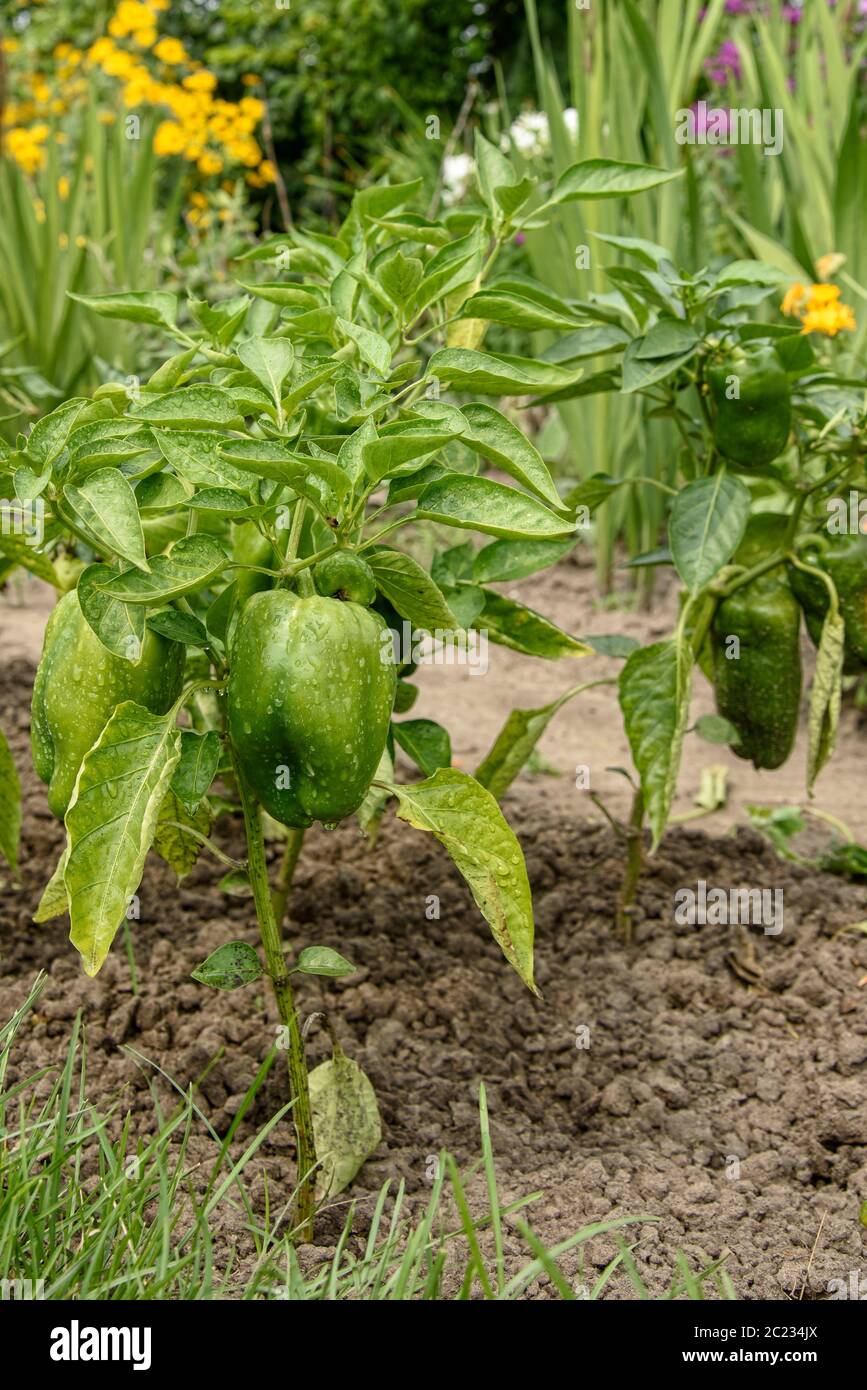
[787,530,867,671]
[707,343,791,467]
[31,590,186,818]
[227,589,396,829]
[710,512,801,769]
[313,551,376,607]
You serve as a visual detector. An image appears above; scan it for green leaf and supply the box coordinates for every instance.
[69,290,179,330]
[376,248,424,307]
[92,536,229,604]
[694,714,740,746]
[635,318,700,359]
[189,295,251,345]
[494,175,537,219]
[619,640,692,851]
[715,260,791,289]
[129,387,243,431]
[669,475,751,594]
[337,318,392,375]
[155,430,250,490]
[362,422,458,484]
[0,725,21,874]
[296,946,357,979]
[237,336,295,404]
[393,719,452,776]
[459,287,583,333]
[458,404,564,510]
[146,609,207,646]
[77,562,146,661]
[427,347,583,396]
[171,730,221,813]
[581,634,640,659]
[477,589,592,659]
[393,680,418,714]
[387,768,536,993]
[368,548,458,630]
[475,129,517,217]
[63,468,149,571]
[807,610,844,795]
[26,398,91,467]
[33,853,69,923]
[412,226,486,315]
[309,1044,382,1199]
[550,159,683,204]
[475,683,592,800]
[472,536,576,584]
[417,475,575,540]
[153,791,211,881]
[192,941,263,991]
[622,340,697,392]
[337,417,377,486]
[65,703,182,976]
[219,440,348,502]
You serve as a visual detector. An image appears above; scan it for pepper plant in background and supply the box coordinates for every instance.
[0,149,688,1236]
[474,236,867,930]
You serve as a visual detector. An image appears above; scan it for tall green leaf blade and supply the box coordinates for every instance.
[807,610,844,796]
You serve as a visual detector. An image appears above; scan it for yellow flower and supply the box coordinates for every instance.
[153,37,188,65]
[1,38,20,54]
[189,191,208,209]
[239,96,265,123]
[153,119,187,156]
[257,159,276,184]
[241,73,260,87]
[133,28,158,48]
[75,235,87,249]
[800,302,856,337]
[34,198,47,223]
[781,283,806,318]
[98,111,117,125]
[88,38,117,64]
[183,71,217,93]
[197,150,223,176]
[57,176,70,200]
[110,1,157,37]
[59,232,69,250]
[815,252,846,282]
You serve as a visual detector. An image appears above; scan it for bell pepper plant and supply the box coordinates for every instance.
[0,138,864,1235]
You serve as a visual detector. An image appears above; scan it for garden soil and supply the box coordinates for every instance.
[2,558,866,1299]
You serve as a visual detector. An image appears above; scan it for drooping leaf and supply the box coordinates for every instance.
[309,1044,382,1198]
[619,639,692,851]
[296,946,357,979]
[387,768,536,992]
[807,610,845,795]
[477,589,592,659]
[65,703,182,976]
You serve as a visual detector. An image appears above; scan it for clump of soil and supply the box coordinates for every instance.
[1,655,866,1299]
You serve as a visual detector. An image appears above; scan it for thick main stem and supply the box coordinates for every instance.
[236,767,317,1238]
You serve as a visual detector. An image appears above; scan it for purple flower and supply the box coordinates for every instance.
[782,3,803,20]
[724,0,752,12]
[705,39,742,84]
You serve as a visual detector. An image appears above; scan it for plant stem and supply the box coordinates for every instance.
[235,764,317,1238]
[616,789,645,945]
[272,827,305,930]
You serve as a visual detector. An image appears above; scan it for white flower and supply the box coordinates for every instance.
[441,152,475,206]
[563,107,579,139]
[508,109,551,158]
